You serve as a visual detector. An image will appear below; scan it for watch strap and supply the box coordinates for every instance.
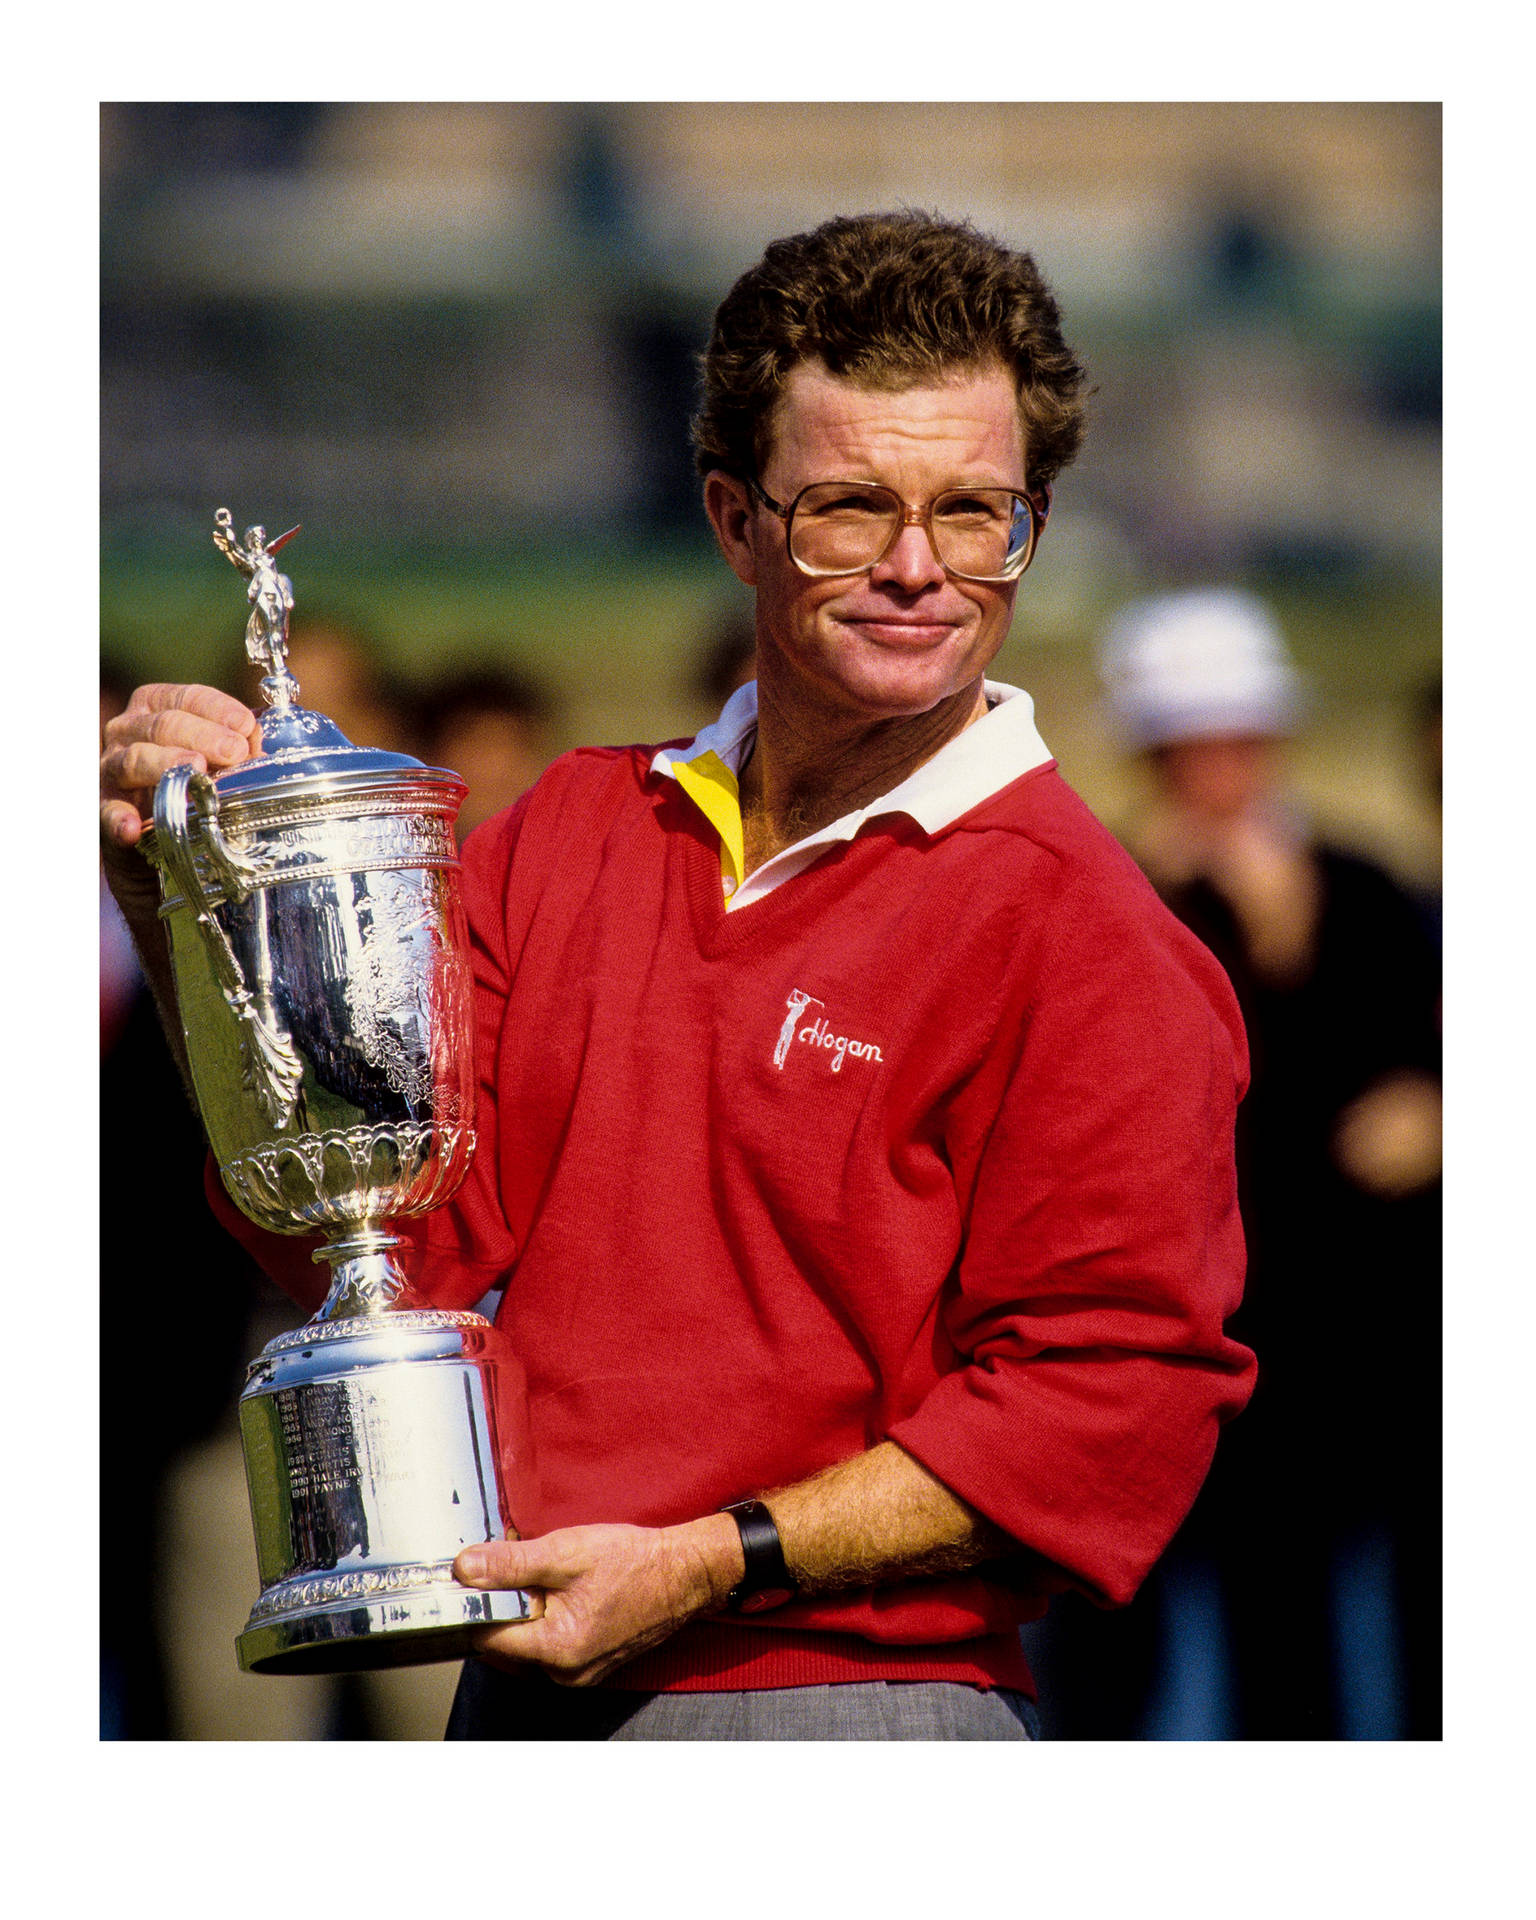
[721,1498,797,1613]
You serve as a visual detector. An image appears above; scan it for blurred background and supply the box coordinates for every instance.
[100,100,1441,1742]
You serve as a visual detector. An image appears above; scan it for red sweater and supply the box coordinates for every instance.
[212,742,1254,1694]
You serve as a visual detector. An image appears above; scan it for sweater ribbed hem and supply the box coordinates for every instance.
[601,1623,1034,1695]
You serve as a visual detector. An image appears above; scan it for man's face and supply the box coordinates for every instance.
[707,359,1030,728]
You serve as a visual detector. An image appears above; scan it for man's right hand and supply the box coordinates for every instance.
[99,681,261,1081]
[100,682,262,853]
[100,682,264,935]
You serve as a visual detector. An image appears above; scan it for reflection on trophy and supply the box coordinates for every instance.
[141,510,534,1673]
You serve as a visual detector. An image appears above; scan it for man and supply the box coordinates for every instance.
[100,211,1254,1741]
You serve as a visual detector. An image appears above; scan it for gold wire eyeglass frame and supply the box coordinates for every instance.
[748,477,1043,583]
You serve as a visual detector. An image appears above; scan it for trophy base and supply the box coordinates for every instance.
[237,1308,535,1676]
[237,1571,536,1675]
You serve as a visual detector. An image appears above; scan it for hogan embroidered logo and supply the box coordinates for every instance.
[773,989,884,1074]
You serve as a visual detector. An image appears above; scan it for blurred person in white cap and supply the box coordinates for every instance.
[1099,587,1320,989]
[1100,586,1441,1197]
[1045,585,1442,1741]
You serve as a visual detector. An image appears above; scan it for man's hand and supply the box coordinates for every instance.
[452,1442,1007,1685]
[101,683,262,860]
[454,1514,745,1687]
[99,681,265,1089]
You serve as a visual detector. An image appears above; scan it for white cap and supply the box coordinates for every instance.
[1098,587,1306,749]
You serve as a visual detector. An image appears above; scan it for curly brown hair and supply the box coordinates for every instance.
[691,209,1090,495]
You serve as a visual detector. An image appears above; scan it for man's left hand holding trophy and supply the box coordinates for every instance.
[102,681,264,1090]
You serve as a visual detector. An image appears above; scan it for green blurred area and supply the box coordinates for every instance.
[101,528,740,745]
[101,528,1441,886]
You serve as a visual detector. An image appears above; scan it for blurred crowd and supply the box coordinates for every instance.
[101,588,1439,1743]
[1021,589,1441,1741]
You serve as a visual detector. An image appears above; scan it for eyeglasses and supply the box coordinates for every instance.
[749,477,1042,583]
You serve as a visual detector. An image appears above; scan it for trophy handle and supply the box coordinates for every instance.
[153,764,305,1131]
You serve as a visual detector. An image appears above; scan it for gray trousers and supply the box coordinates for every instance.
[445,1659,1040,1740]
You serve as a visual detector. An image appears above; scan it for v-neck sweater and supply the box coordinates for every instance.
[209,722,1254,1696]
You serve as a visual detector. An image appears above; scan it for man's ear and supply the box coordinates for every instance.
[704,471,758,588]
[1030,483,1052,541]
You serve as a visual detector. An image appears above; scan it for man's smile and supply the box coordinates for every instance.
[836,611,964,647]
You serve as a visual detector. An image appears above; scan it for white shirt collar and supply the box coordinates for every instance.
[652,678,1053,836]
[652,680,1053,909]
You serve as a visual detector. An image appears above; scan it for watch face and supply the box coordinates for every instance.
[736,1587,795,1614]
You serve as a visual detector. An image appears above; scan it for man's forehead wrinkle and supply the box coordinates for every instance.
[767,369,1027,487]
[760,359,1029,480]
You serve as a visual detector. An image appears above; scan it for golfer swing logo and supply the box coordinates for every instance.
[774,990,885,1075]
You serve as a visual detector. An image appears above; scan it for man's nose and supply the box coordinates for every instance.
[870,517,948,592]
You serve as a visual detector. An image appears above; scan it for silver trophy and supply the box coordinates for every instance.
[142,510,534,1674]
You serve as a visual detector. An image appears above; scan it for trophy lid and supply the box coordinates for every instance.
[212,700,459,802]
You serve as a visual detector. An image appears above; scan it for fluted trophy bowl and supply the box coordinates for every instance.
[139,511,534,1674]
[150,749,476,1266]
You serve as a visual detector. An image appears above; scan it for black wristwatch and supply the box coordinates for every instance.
[720,1498,798,1613]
